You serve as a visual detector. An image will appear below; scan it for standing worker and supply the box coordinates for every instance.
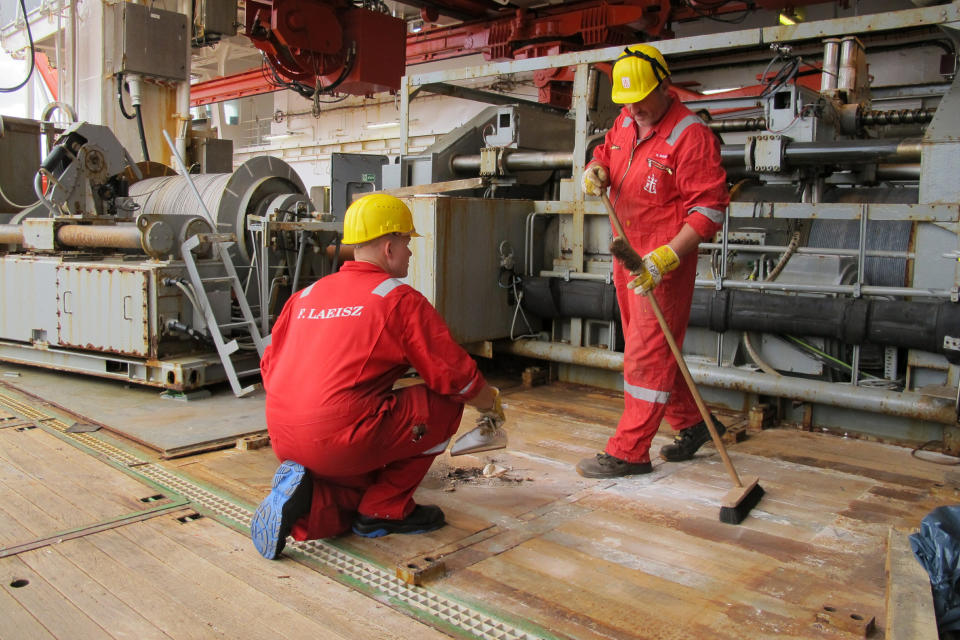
[577,44,729,478]
[251,193,505,559]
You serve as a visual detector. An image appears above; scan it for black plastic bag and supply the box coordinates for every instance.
[911,505,960,634]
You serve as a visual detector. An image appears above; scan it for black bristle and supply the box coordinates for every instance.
[718,484,765,525]
[609,237,644,272]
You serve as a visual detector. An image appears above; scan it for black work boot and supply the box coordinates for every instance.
[576,453,652,478]
[659,415,726,462]
[352,504,445,538]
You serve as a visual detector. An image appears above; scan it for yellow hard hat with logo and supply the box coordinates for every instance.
[611,44,670,104]
[342,193,421,245]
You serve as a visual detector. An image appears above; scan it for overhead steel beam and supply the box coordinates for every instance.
[190,68,280,107]
[412,82,568,115]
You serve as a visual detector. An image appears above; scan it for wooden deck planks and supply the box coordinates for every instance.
[886,528,939,640]
[1,506,453,640]
[94,522,339,640]
[49,530,235,640]
[0,403,457,640]
[133,514,452,640]
[0,427,156,544]
[734,428,958,486]
[0,555,112,639]
[0,580,57,640]
[15,542,171,640]
[1,378,947,639]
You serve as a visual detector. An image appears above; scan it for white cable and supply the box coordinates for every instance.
[171,279,204,317]
[0,180,40,209]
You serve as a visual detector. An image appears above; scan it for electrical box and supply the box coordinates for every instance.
[330,153,388,219]
[194,0,237,41]
[190,137,234,174]
[404,197,535,344]
[108,3,188,81]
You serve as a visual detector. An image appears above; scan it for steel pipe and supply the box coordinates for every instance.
[699,242,915,260]
[56,224,142,249]
[495,339,956,425]
[724,163,920,183]
[877,163,921,180]
[452,139,922,175]
[451,151,574,173]
[706,111,932,136]
[538,269,610,282]
[821,38,840,92]
[708,113,932,135]
[695,278,953,299]
[708,118,766,133]
[838,37,864,94]
[779,138,923,164]
[720,138,923,166]
[0,224,23,244]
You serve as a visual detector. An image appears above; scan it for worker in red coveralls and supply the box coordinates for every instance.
[251,193,506,559]
[576,43,729,478]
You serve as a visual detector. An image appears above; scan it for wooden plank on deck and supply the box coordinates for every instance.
[886,528,938,640]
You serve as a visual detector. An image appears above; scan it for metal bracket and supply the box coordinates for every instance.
[748,134,787,173]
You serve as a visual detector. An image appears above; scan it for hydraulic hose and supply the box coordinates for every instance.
[134,104,150,163]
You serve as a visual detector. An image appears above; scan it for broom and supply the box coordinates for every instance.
[601,192,765,524]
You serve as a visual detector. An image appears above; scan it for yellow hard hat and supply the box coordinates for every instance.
[342,193,421,245]
[611,44,670,104]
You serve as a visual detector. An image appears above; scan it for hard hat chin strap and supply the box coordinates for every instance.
[616,47,669,85]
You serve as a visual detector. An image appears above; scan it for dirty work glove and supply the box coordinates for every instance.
[478,386,506,429]
[581,164,609,197]
[627,245,679,295]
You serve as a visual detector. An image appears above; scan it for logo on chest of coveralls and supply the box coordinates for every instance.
[296,306,364,320]
[644,174,659,194]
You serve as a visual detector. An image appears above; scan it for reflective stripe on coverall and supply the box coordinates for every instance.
[261,261,485,538]
[590,96,728,463]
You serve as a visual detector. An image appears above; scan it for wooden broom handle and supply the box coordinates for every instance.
[600,192,743,488]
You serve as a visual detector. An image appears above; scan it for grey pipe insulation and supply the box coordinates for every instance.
[519,276,960,364]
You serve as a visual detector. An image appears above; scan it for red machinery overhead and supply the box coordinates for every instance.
[244,0,407,96]
[407,0,670,65]
[209,0,840,106]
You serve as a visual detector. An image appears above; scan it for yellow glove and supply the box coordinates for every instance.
[478,386,506,429]
[627,245,679,295]
[581,164,609,197]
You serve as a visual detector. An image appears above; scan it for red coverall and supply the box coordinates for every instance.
[260,261,486,539]
[590,95,728,463]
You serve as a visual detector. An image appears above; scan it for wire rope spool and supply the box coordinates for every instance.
[127,156,307,265]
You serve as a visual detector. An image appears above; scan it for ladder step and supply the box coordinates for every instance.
[235,368,261,377]
[201,276,235,284]
[236,383,262,397]
[198,233,236,244]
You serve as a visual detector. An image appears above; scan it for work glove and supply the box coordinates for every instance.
[581,164,609,197]
[627,245,679,295]
[478,386,506,429]
[450,386,507,456]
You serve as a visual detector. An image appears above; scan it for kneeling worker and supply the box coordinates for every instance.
[251,193,505,559]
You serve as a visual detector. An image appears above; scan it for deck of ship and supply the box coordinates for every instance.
[0,368,944,639]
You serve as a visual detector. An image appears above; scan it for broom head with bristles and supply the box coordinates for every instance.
[609,237,645,272]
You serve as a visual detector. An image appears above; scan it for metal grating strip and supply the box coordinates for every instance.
[0,392,546,640]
